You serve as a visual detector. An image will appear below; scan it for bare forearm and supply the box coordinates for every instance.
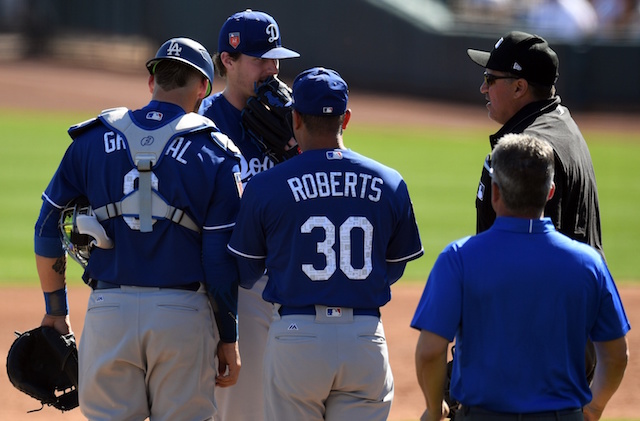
[584,337,628,420]
[36,254,67,292]
[415,331,449,420]
[35,254,73,334]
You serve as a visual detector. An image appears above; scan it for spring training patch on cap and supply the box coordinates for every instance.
[229,32,240,49]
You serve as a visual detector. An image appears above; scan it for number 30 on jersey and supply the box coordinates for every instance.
[301,216,373,281]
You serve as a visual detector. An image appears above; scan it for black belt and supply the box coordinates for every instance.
[93,280,201,292]
[278,305,380,317]
[461,406,582,420]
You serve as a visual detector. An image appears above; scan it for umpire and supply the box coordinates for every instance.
[412,133,629,421]
[34,37,242,420]
[467,31,603,258]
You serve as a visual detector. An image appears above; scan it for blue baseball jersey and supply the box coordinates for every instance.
[200,93,275,186]
[411,217,630,412]
[34,101,242,289]
[228,148,424,308]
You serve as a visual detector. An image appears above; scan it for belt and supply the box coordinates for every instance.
[278,305,380,317]
[93,280,201,292]
[462,406,582,420]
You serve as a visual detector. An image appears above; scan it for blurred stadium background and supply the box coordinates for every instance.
[1,0,639,112]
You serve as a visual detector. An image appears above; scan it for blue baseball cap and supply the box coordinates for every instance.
[291,67,348,116]
[218,9,300,59]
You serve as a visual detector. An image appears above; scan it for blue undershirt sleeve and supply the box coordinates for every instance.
[203,229,239,343]
[387,261,407,285]
[34,199,65,257]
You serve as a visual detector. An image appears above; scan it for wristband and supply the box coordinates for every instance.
[44,287,68,316]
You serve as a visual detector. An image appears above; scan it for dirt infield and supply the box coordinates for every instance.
[1,60,638,420]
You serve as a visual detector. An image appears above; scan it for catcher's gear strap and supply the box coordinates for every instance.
[88,108,219,233]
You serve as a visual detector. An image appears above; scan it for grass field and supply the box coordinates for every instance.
[1,108,639,421]
[1,111,639,287]
[346,123,640,285]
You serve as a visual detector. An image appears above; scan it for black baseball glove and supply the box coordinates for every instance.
[6,326,79,412]
[241,76,300,164]
[444,346,461,418]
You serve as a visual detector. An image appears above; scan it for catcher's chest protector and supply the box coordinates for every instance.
[91,108,214,233]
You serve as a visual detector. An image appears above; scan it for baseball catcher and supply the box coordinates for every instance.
[6,326,79,412]
[241,76,301,163]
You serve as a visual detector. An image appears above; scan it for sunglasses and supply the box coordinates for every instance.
[483,72,520,86]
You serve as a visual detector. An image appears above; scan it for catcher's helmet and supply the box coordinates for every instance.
[146,37,214,96]
[59,198,113,268]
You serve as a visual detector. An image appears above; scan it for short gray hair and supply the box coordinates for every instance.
[491,133,555,214]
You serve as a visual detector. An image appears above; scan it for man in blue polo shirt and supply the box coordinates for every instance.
[412,133,629,421]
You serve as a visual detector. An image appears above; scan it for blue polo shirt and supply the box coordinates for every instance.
[411,217,630,413]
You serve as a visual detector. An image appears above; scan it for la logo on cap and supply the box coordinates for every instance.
[229,32,240,49]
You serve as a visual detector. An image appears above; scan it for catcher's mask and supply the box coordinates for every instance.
[59,198,113,268]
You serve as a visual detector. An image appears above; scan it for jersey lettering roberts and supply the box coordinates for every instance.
[228,149,424,308]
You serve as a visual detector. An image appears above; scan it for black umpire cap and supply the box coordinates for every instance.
[467,31,559,87]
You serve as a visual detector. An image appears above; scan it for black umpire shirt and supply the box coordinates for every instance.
[475,96,604,257]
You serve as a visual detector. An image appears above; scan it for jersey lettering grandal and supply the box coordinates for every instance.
[287,171,383,202]
[35,101,242,287]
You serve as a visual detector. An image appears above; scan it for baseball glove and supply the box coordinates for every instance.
[6,326,79,412]
[444,347,461,419]
[241,76,300,164]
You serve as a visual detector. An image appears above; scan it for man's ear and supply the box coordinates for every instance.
[198,77,209,100]
[342,109,352,130]
[513,78,529,99]
[148,75,155,94]
[491,181,500,203]
[220,52,234,69]
[292,109,302,130]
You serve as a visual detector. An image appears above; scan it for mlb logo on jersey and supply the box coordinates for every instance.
[146,111,163,121]
[326,150,343,160]
[229,32,240,49]
[326,307,342,317]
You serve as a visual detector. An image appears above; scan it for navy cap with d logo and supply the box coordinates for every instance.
[218,9,300,60]
[467,31,559,87]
